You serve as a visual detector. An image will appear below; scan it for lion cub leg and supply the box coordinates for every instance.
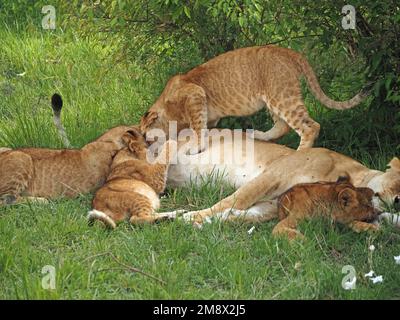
[272,218,304,240]
[184,88,208,154]
[348,221,379,233]
[253,112,290,142]
[0,151,34,204]
[128,193,177,224]
[266,91,320,150]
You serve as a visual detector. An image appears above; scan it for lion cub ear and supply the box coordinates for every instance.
[140,110,158,130]
[338,187,357,208]
[122,128,143,153]
[388,157,400,172]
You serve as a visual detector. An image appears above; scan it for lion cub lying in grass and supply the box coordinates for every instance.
[0,94,137,203]
[88,128,177,229]
[273,177,380,240]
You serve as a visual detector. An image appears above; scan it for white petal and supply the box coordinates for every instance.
[394,255,400,265]
[364,270,375,278]
[247,226,256,235]
[369,245,375,251]
[370,275,383,284]
[344,277,357,290]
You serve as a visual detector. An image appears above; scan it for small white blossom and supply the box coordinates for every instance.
[247,226,255,235]
[364,270,375,278]
[343,277,357,290]
[394,255,400,265]
[370,275,383,284]
[369,245,375,251]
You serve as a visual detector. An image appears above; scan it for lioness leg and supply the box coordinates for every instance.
[216,200,278,223]
[182,171,283,223]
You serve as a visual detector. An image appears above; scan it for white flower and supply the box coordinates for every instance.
[369,245,375,251]
[370,275,383,284]
[343,277,356,290]
[394,255,400,265]
[364,270,375,278]
[247,226,255,235]
[294,262,302,270]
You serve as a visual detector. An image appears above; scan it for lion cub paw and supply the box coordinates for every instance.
[349,221,379,233]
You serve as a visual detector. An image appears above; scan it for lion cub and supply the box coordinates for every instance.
[273,177,380,240]
[0,94,136,202]
[140,45,366,151]
[88,129,177,229]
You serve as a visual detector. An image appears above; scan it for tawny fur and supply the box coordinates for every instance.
[273,177,379,240]
[89,130,177,228]
[140,45,366,150]
[162,130,400,225]
[0,126,137,201]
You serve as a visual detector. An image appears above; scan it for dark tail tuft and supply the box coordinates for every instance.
[51,93,63,113]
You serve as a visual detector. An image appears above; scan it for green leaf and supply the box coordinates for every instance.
[183,6,191,19]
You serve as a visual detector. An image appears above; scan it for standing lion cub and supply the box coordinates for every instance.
[140,45,366,151]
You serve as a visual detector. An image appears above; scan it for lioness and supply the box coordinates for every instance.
[273,177,379,240]
[162,131,400,227]
[140,45,366,151]
[88,128,177,229]
[0,94,137,202]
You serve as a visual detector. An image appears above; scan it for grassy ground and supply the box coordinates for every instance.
[1,27,400,299]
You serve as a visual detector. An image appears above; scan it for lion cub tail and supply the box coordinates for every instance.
[51,93,71,148]
[296,55,368,110]
[88,209,117,229]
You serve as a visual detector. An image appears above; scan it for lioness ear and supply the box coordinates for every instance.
[336,175,350,184]
[388,157,400,172]
[338,188,357,208]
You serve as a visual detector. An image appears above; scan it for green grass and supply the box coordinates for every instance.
[1,26,400,300]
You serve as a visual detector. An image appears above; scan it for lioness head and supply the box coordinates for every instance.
[334,184,378,224]
[367,157,400,210]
